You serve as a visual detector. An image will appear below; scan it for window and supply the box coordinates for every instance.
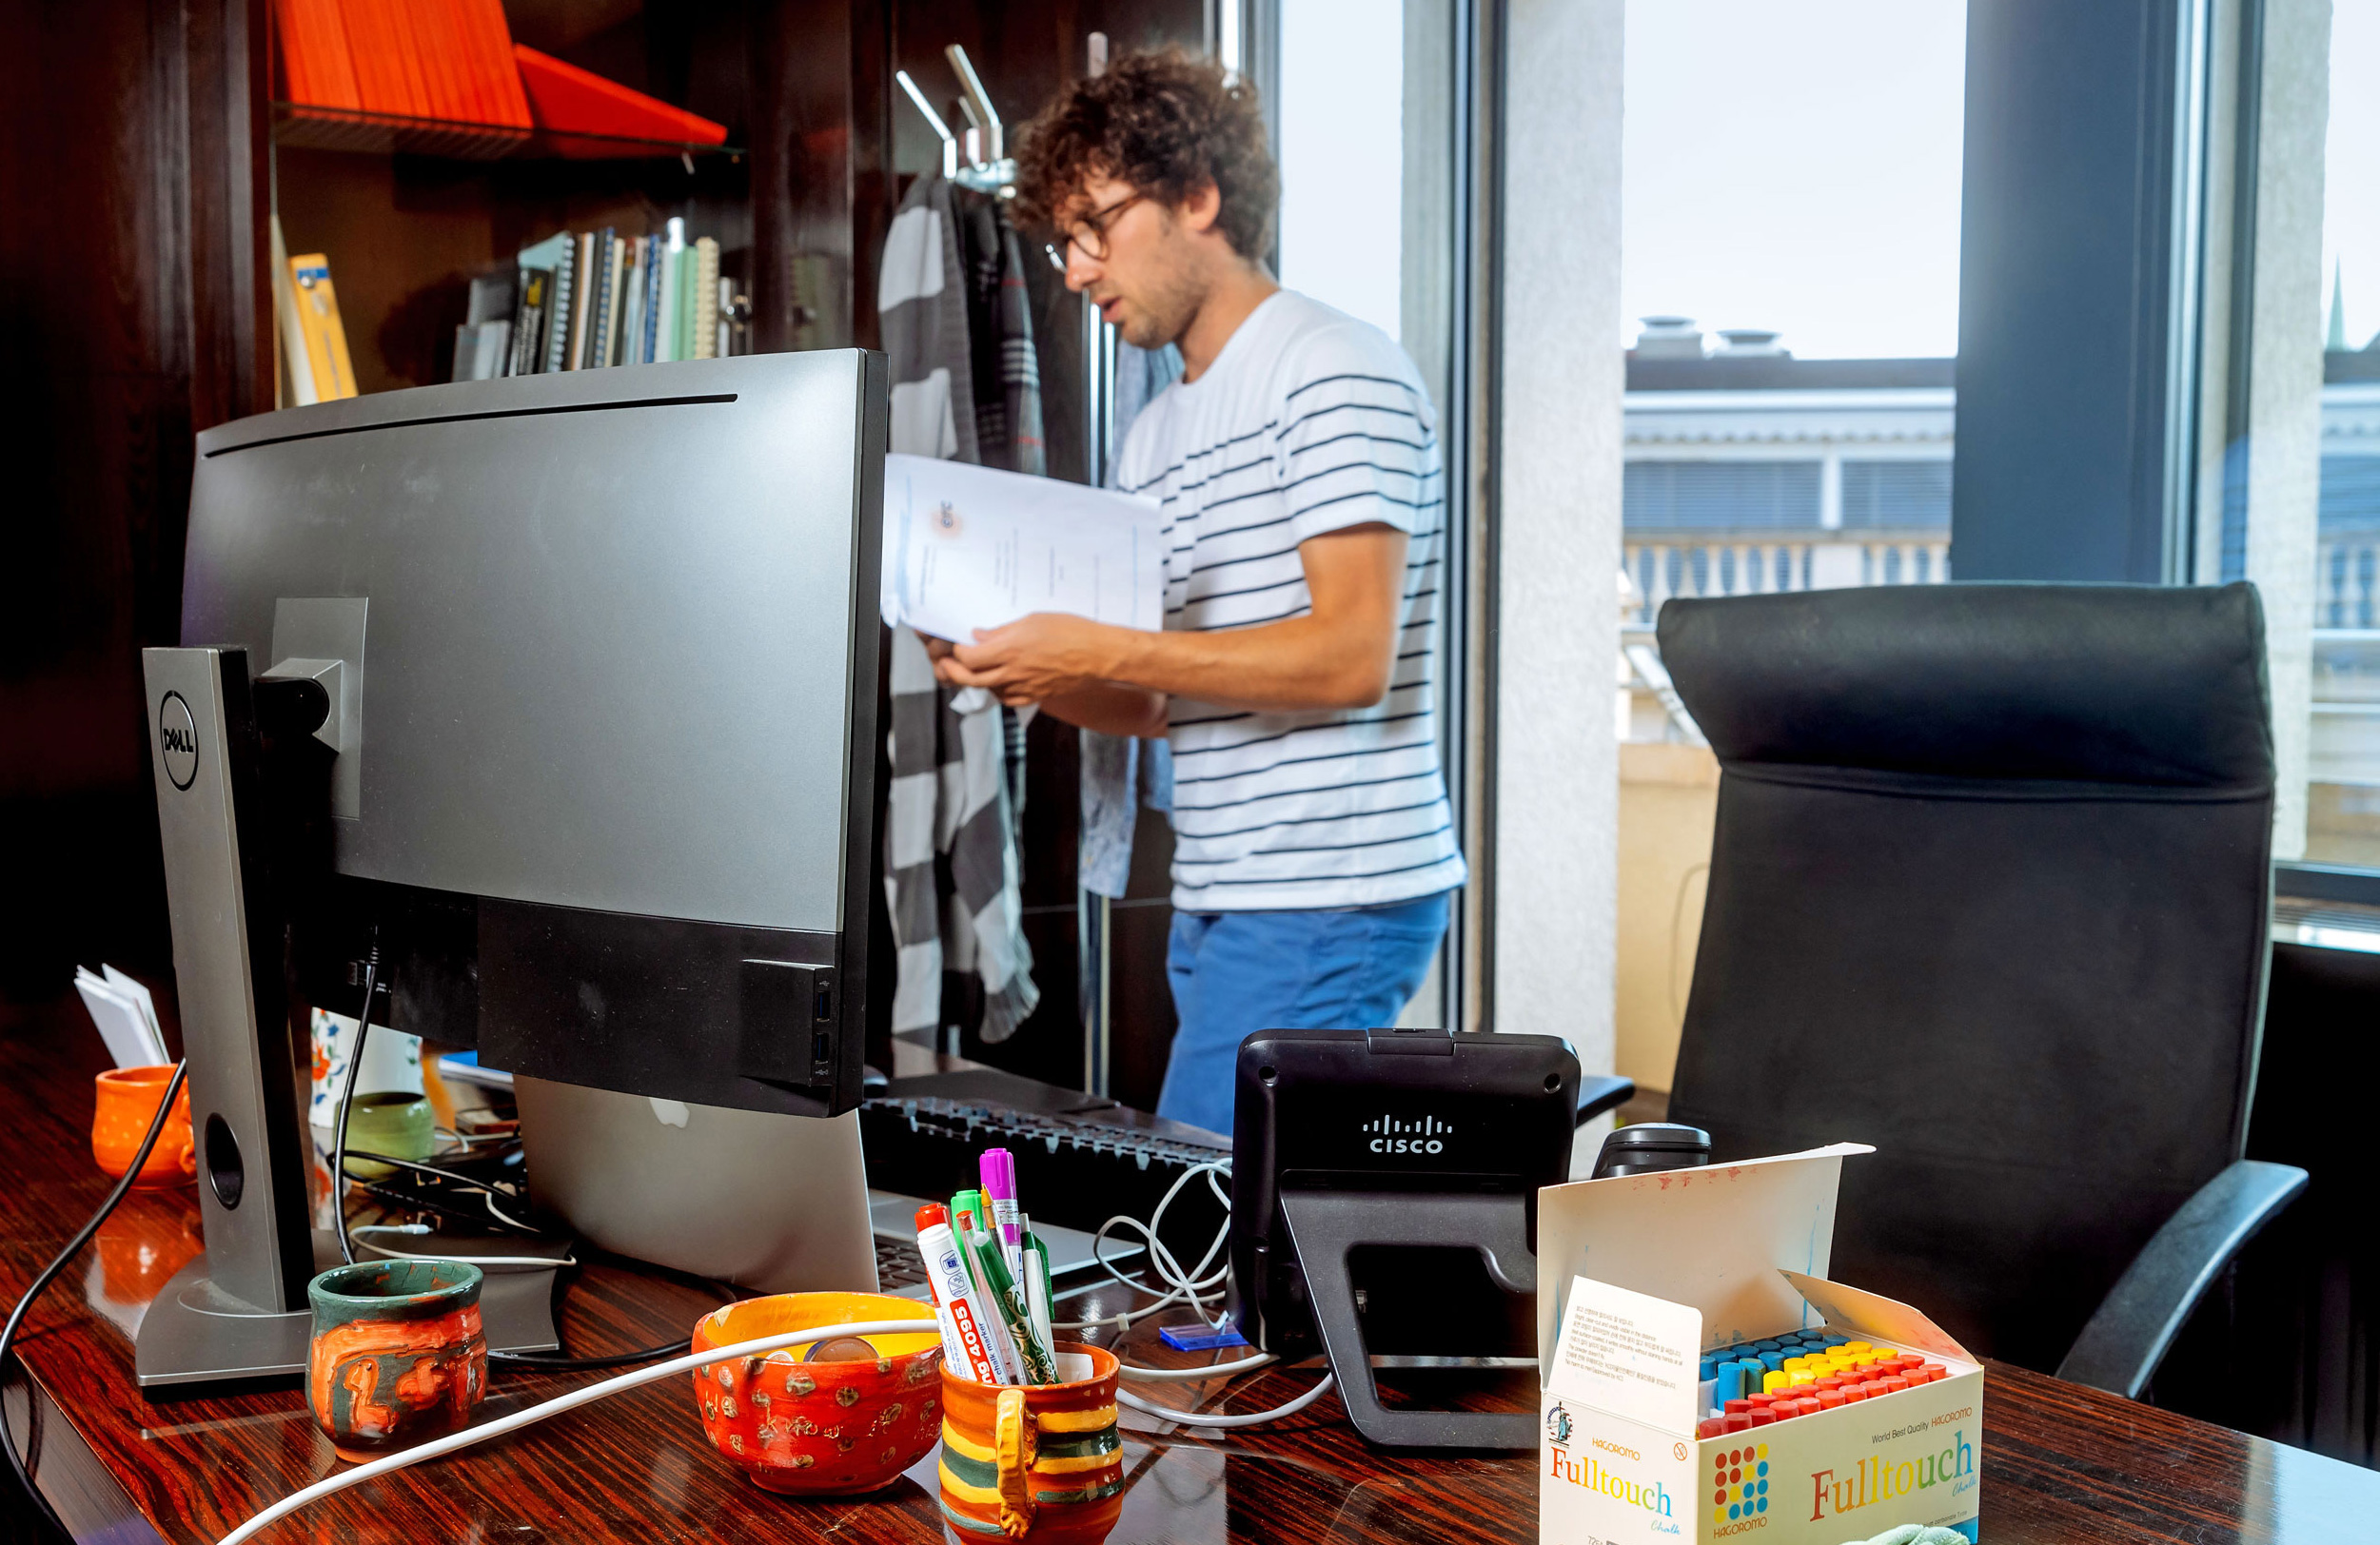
[2208,0,2380,870]
[1271,0,1480,1025]
[1613,0,1968,1105]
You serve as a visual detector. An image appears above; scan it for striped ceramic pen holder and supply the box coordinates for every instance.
[937,1343,1123,1543]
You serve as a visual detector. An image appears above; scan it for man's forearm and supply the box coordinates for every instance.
[1035,680,1170,737]
[1093,612,1390,712]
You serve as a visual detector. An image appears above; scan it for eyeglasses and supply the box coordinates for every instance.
[1057,191,1146,263]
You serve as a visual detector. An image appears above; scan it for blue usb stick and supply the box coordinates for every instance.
[1160,1322,1251,1352]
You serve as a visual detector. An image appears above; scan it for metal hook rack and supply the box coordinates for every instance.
[895,45,1015,195]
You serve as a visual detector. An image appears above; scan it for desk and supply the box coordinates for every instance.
[5,999,2377,1544]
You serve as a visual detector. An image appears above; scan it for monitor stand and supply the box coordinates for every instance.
[136,1232,561,1388]
[136,647,560,1388]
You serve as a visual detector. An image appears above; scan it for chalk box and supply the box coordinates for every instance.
[1535,1145,1981,1545]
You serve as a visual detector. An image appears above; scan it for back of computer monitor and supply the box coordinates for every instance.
[181,353,888,1117]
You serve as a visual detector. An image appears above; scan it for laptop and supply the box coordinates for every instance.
[514,1074,1135,1297]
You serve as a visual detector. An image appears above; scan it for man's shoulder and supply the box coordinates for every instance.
[1266,292,1434,433]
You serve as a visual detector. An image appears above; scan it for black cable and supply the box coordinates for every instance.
[488,1340,696,1371]
[489,1261,744,1373]
[329,935,381,1266]
[1,1060,188,1540]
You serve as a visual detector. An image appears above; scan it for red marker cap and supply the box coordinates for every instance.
[915,1203,951,1230]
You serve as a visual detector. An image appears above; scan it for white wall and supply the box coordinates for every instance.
[1497,0,1626,1168]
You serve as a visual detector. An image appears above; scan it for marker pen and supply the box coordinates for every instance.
[1021,1229,1055,1359]
[915,1204,1010,1384]
[961,1220,1055,1384]
[979,1148,1024,1274]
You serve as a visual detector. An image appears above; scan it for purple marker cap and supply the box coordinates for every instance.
[979,1148,1022,1249]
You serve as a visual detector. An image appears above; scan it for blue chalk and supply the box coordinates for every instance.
[1760,1351,1790,1374]
[1716,1361,1746,1405]
[1699,1356,1720,1380]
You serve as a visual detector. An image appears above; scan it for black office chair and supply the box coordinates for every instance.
[1657,581,2306,1398]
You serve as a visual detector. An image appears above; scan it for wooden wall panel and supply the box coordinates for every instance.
[0,0,265,996]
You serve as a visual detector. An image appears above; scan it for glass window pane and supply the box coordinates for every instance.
[1614,0,1966,1108]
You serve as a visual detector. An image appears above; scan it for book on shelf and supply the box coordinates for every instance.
[268,215,318,406]
[509,266,551,378]
[563,230,595,369]
[691,238,721,361]
[278,0,530,127]
[452,269,518,382]
[524,232,575,375]
[272,0,361,110]
[602,232,628,367]
[287,251,358,401]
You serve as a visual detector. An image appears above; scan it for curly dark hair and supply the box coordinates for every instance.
[1013,47,1278,260]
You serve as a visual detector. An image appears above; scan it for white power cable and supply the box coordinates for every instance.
[1112,1353,1275,1382]
[350,1225,575,1273]
[1054,1159,1233,1334]
[215,1318,930,1545]
[1117,1374,1336,1429]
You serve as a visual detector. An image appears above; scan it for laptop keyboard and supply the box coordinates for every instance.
[875,1236,931,1291]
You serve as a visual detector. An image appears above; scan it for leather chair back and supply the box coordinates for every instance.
[1659,582,2273,1370]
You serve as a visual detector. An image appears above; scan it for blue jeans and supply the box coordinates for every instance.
[1155,891,1452,1137]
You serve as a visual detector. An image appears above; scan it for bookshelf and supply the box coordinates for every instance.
[266,3,775,396]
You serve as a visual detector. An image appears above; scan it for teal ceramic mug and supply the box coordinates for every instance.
[306,1260,487,1462]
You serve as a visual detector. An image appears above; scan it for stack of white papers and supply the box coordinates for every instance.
[74,965,168,1068]
[879,453,1166,643]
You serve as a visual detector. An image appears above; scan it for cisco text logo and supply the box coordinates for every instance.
[1364,1114,1451,1155]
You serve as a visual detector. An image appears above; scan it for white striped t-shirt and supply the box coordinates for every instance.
[1116,290,1467,913]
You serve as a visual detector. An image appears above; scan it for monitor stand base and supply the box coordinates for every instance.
[134,1230,562,1388]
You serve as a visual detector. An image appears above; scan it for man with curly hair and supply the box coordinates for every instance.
[934,48,1465,1136]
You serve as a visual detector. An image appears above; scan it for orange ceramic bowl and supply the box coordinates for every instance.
[689,1291,943,1495]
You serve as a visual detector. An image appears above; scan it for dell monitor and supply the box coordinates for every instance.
[179,351,888,1118]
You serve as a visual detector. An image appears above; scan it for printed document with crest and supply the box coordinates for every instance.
[879,453,1166,641]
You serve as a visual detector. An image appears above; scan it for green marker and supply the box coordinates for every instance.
[962,1221,1055,1384]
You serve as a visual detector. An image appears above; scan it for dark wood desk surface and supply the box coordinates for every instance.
[6,998,2378,1545]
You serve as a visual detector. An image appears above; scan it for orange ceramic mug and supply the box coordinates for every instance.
[938,1343,1123,1543]
[90,1066,195,1189]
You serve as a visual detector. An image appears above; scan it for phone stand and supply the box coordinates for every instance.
[1225,1027,1632,1450]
